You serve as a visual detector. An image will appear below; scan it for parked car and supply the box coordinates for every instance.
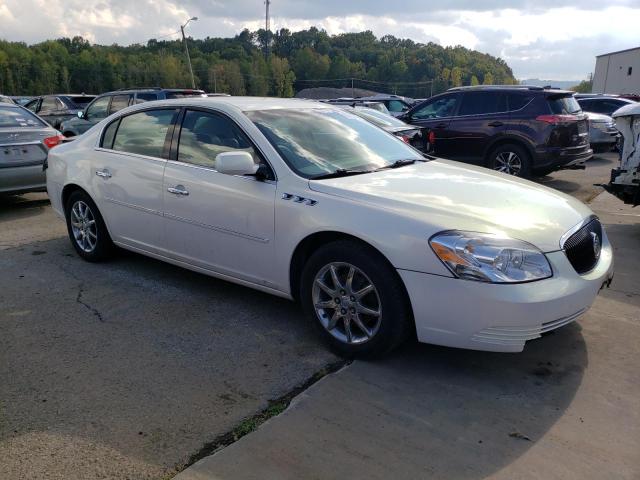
[0,95,15,104]
[24,94,96,129]
[575,94,636,116]
[59,88,206,137]
[585,112,618,153]
[0,103,64,194]
[340,105,425,151]
[358,94,414,117]
[399,85,592,178]
[322,99,391,115]
[46,97,613,357]
[9,96,33,105]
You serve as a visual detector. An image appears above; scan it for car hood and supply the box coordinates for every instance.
[585,112,613,123]
[308,159,593,252]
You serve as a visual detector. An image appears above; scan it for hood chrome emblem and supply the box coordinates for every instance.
[591,232,601,259]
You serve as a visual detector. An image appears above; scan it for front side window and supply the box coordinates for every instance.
[41,97,60,111]
[112,109,177,158]
[135,93,158,104]
[412,95,459,120]
[86,96,111,120]
[246,108,424,179]
[458,92,507,116]
[177,110,260,168]
[109,95,131,115]
[25,99,40,113]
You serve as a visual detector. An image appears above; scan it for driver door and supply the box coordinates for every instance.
[163,108,277,287]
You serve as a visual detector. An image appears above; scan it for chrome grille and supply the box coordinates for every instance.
[563,218,602,274]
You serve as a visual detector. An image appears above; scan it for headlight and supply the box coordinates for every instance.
[592,122,610,131]
[429,231,552,283]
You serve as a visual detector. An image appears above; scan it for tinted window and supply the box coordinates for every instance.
[86,96,111,120]
[0,106,46,128]
[412,95,458,119]
[68,96,95,107]
[178,110,260,168]
[387,100,409,113]
[246,108,424,179]
[507,94,533,111]
[165,91,204,99]
[458,92,507,116]
[109,95,130,114]
[101,119,119,149]
[112,109,177,158]
[548,95,581,114]
[135,93,158,104]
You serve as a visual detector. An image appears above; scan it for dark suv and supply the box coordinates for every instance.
[399,86,592,177]
[59,88,205,137]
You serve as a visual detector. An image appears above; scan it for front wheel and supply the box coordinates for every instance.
[300,240,413,358]
[65,190,114,262]
[487,143,531,178]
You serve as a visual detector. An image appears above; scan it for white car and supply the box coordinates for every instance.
[46,97,614,357]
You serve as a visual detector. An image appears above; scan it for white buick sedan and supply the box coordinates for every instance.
[46,97,614,357]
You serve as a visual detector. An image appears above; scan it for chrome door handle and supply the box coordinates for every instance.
[167,185,189,196]
[96,169,112,179]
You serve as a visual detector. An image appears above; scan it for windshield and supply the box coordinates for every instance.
[352,107,407,128]
[548,95,582,114]
[0,106,46,128]
[246,108,424,179]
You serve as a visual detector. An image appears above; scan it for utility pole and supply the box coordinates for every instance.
[264,0,271,58]
[181,17,198,89]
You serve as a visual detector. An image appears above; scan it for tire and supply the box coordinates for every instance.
[487,143,531,178]
[300,240,413,358]
[65,190,114,262]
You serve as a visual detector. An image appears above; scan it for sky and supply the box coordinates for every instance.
[1,0,639,81]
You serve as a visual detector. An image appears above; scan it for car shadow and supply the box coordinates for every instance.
[0,193,51,222]
[348,322,588,478]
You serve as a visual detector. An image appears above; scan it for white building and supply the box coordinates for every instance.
[592,47,640,94]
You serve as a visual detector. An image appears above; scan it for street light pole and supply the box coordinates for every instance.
[181,17,198,89]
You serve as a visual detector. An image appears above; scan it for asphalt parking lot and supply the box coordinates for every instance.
[1,152,639,479]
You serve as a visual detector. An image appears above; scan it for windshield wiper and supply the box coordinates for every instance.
[375,159,423,171]
[310,169,373,180]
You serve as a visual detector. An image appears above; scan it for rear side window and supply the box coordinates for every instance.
[41,97,61,111]
[69,96,95,107]
[458,92,507,116]
[177,110,260,168]
[547,95,581,114]
[135,93,159,104]
[0,106,46,128]
[101,119,119,149]
[112,109,178,158]
[387,100,409,113]
[165,91,204,99]
[109,95,131,114]
[507,94,533,111]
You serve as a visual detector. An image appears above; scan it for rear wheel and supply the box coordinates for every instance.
[488,143,531,178]
[300,240,412,358]
[65,190,114,262]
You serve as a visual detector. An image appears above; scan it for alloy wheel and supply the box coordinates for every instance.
[312,262,382,344]
[494,151,522,176]
[70,200,98,253]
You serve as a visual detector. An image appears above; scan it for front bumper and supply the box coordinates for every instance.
[399,230,614,352]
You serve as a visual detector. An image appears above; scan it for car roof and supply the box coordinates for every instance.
[447,85,573,95]
[126,96,334,112]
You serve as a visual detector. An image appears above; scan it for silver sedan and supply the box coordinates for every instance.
[585,112,618,153]
[0,104,63,194]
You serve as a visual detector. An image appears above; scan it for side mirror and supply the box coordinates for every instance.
[77,111,84,119]
[216,151,258,176]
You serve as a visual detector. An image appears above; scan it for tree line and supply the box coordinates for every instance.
[0,27,517,98]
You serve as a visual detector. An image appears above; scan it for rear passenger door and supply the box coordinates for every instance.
[162,108,277,286]
[446,91,507,164]
[93,108,179,254]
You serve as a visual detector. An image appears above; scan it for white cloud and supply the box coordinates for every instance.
[0,0,638,80]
